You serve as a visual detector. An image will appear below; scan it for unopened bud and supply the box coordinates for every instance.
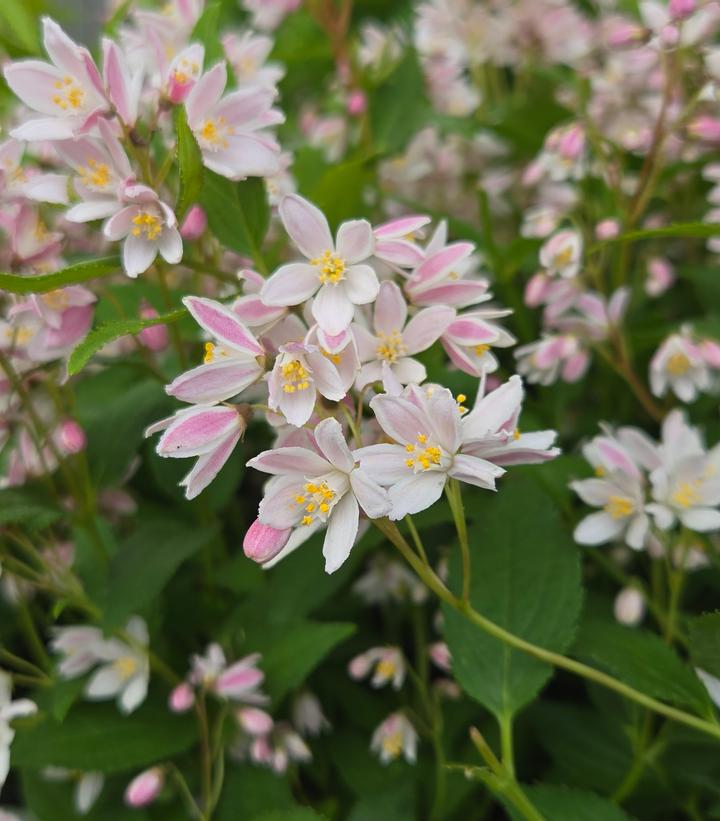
[180,205,207,241]
[124,767,164,808]
[168,682,195,713]
[669,0,696,20]
[237,706,274,736]
[139,303,169,352]
[57,419,86,455]
[595,219,620,240]
[347,90,367,116]
[243,519,291,564]
[688,115,720,143]
[614,587,645,626]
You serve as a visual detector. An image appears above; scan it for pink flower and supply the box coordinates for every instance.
[650,330,711,402]
[689,115,720,143]
[101,39,141,127]
[166,296,265,404]
[515,334,590,385]
[57,419,86,454]
[404,241,489,308]
[237,706,274,736]
[348,647,406,689]
[138,303,169,352]
[4,18,108,141]
[168,682,195,713]
[165,43,204,103]
[261,195,380,335]
[0,138,68,204]
[429,642,452,672]
[103,184,182,278]
[595,219,620,240]
[292,692,330,736]
[124,768,164,808]
[439,308,515,377]
[353,281,454,388]
[371,712,417,764]
[189,644,268,704]
[180,204,207,240]
[185,62,283,180]
[243,519,291,564]
[222,32,285,89]
[539,229,583,278]
[247,417,391,572]
[645,256,675,297]
[149,404,247,499]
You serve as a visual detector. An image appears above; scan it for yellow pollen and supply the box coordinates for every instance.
[456,393,468,414]
[305,503,316,512]
[302,516,313,526]
[376,658,397,678]
[281,359,311,393]
[666,352,691,376]
[42,290,69,311]
[321,348,341,364]
[51,75,85,111]
[406,433,442,472]
[131,211,163,241]
[311,250,346,284]
[204,342,215,364]
[376,330,406,364]
[296,481,336,525]
[79,158,110,189]
[447,270,459,281]
[604,496,634,519]
[595,466,606,477]
[672,481,701,509]
[474,344,490,357]
[295,495,306,504]
[113,656,137,680]
[554,246,574,268]
[319,502,330,512]
[513,428,521,440]
[405,444,415,452]
[199,116,233,149]
[382,731,403,757]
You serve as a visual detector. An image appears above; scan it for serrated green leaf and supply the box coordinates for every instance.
[174,105,204,221]
[200,171,269,268]
[689,612,720,680]
[12,700,197,773]
[0,489,61,528]
[190,1,224,64]
[575,619,710,714]
[442,476,583,719]
[509,785,635,821]
[0,257,121,294]
[67,309,185,375]
[252,621,355,705]
[103,518,218,627]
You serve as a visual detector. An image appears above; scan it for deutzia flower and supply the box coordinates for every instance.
[539,229,583,278]
[103,184,182,278]
[371,712,418,765]
[292,692,330,737]
[42,769,104,816]
[3,18,108,141]
[0,670,37,791]
[649,329,714,402]
[189,644,267,703]
[348,647,406,690]
[261,195,380,336]
[247,417,391,572]
[84,617,150,715]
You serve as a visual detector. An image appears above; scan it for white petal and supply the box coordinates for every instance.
[323,492,359,573]
[573,512,623,545]
[345,264,379,305]
[350,468,392,518]
[388,472,447,520]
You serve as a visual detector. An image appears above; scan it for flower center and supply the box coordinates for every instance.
[42,290,69,311]
[79,158,111,190]
[376,657,397,678]
[52,75,85,111]
[553,245,574,268]
[171,57,200,87]
[321,348,341,365]
[281,359,311,393]
[312,250,346,284]
[113,656,138,680]
[604,495,634,519]
[131,211,163,241]
[666,352,691,376]
[382,730,403,757]
[376,331,406,363]
[405,433,443,472]
[672,481,701,508]
[199,116,234,150]
[295,481,337,526]
[474,343,490,357]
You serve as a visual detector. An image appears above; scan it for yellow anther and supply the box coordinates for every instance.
[405,443,415,452]
[376,658,396,678]
[376,331,406,364]
[604,496,634,519]
[51,75,85,111]
[382,731,403,757]
[595,466,606,477]
[513,428,521,440]
[474,344,490,356]
[312,249,346,284]
[79,158,110,189]
[113,656,137,679]
[131,211,163,240]
[319,502,330,513]
[672,481,701,509]
[666,352,691,376]
[302,516,313,526]
[203,342,215,364]
[281,360,311,393]
[295,495,306,505]
[405,458,415,468]
[305,503,316,513]
[417,434,427,444]
[322,348,341,364]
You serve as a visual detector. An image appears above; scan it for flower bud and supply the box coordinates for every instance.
[614,587,645,626]
[180,205,207,241]
[669,0,696,20]
[595,219,620,240]
[57,419,86,455]
[168,682,195,713]
[243,519,291,564]
[237,706,274,736]
[524,272,551,307]
[346,90,367,116]
[124,767,164,808]
[688,115,720,143]
[138,303,170,352]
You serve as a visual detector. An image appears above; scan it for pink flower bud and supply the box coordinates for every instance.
[595,219,620,240]
[660,23,680,46]
[124,768,164,808]
[57,419,86,455]
[524,272,551,307]
[688,115,720,143]
[168,682,195,713]
[700,339,720,368]
[605,19,645,48]
[138,303,170,352]
[243,519,291,564]
[237,706,274,736]
[429,642,452,672]
[558,124,585,161]
[348,654,372,680]
[645,256,675,297]
[180,205,207,241]
[669,0,696,20]
[346,90,367,117]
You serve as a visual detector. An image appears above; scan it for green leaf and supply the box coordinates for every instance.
[0,256,121,294]
[0,489,61,529]
[509,785,635,821]
[12,699,197,772]
[190,1,224,63]
[575,619,710,714]
[174,105,204,221]
[0,0,41,54]
[104,517,218,627]
[689,612,720,680]
[216,767,296,820]
[200,171,270,268]
[252,621,355,705]
[590,221,720,252]
[304,159,373,229]
[442,476,583,719]
[67,309,185,375]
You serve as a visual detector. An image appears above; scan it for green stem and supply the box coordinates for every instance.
[17,601,51,672]
[499,712,516,780]
[445,480,470,603]
[372,518,720,743]
[406,515,429,564]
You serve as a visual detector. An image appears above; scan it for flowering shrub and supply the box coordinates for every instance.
[3,0,720,818]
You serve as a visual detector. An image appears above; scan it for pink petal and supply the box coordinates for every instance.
[258,476,306,529]
[183,296,263,356]
[214,87,275,126]
[388,472,447,520]
[354,443,409,484]
[157,406,242,458]
[215,664,264,698]
[445,316,498,346]
[181,429,241,499]
[407,280,489,307]
[314,417,353,472]
[279,194,333,259]
[463,376,523,439]
[260,262,318,306]
[374,281,407,335]
[123,233,157,278]
[370,395,430,445]
[409,242,474,287]
[375,238,425,267]
[441,337,483,377]
[306,350,346,401]
[403,306,455,354]
[167,359,262,404]
[102,39,135,126]
[349,468,391,518]
[4,61,69,116]
[243,518,291,564]
[373,215,430,239]
[278,382,317,427]
[248,446,331,476]
[202,134,280,180]
[186,62,227,128]
[335,219,374,264]
[449,453,504,489]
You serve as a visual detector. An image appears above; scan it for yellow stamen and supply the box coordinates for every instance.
[672,481,701,509]
[113,656,137,680]
[281,359,311,393]
[604,496,634,519]
[131,211,163,241]
[311,249,346,284]
[666,352,691,376]
[376,331,406,364]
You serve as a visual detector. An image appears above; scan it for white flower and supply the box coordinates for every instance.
[0,670,37,792]
[650,330,713,402]
[371,712,418,765]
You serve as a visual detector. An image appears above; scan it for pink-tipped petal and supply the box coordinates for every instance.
[244,518,291,563]
[279,194,333,259]
[336,219,374,264]
[183,296,264,356]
